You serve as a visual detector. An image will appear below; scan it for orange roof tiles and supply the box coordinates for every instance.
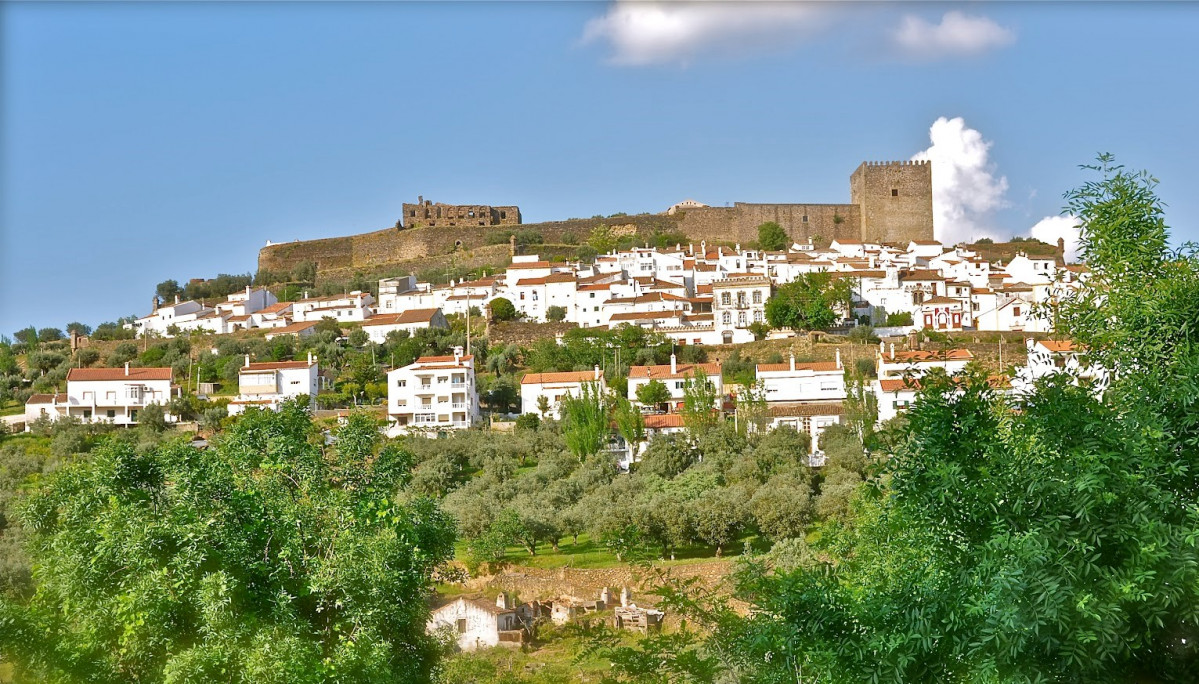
[68,367,173,382]
[629,362,721,380]
[520,371,601,385]
[755,361,842,373]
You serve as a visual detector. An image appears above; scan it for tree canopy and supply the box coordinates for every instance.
[0,403,455,683]
[763,272,851,331]
[718,156,1199,682]
[756,222,790,251]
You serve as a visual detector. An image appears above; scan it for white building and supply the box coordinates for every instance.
[875,344,973,379]
[292,291,375,323]
[227,354,320,416]
[427,594,528,651]
[520,367,605,419]
[132,298,218,338]
[756,352,846,404]
[26,365,176,426]
[1014,338,1110,396]
[387,347,479,435]
[361,308,449,344]
[627,355,723,412]
[712,275,770,345]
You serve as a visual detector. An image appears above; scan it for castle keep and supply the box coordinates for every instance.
[258,160,934,279]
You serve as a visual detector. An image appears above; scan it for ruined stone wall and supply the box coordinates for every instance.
[401,201,521,228]
[850,161,934,243]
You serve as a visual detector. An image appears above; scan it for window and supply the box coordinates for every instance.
[107,409,116,419]
[397,379,406,387]
[891,188,899,197]
[83,409,91,419]
[737,292,746,308]
[675,381,684,389]
[753,310,764,323]
[752,290,762,304]
[802,215,808,223]
[720,292,731,306]
[738,312,747,327]
[722,312,732,325]
[457,619,467,634]
[1013,306,1022,317]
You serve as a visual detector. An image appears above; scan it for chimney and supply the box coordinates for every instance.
[620,586,631,608]
[789,354,795,372]
[246,285,251,296]
[836,349,842,369]
[307,351,314,365]
[304,290,309,300]
[496,593,512,610]
[879,340,885,355]
[890,343,895,359]
[244,354,250,368]
[124,362,130,376]
[670,353,677,375]
[594,364,601,381]
[454,346,463,366]
[174,294,180,304]
[152,295,159,313]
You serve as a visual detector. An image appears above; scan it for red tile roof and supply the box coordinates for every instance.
[644,413,685,429]
[768,402,846,417]
[521,371,601,385]
[629,362,721,380]
[364,309,441,326]
[68,367,173,382]
[882,349,974,362]
[242,360,314,371]
[756,361,842,373]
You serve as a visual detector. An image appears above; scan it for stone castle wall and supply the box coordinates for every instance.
[257,161,934,278]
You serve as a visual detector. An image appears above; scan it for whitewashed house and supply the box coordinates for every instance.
[756,352,846,404]
[1014,338,1110,396]
[132,297,217,337]
[427,594,529,651]
[712,275,770,345]
[875,343,973,379]
[361,308,449,344]
[227,354,319,416]
[292,291,375,323]
[25,365,176,426]
[263,320,318,341]
[628,356,723,412]
[519,368,605,419]
[387,347,479,435]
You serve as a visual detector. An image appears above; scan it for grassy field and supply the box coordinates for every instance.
[436,623,639,684]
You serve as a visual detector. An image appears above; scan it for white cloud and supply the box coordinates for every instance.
[912,116,1009,245]
[892,11,1015,59]
[581,1,831,66]
[1030,215,1083,262]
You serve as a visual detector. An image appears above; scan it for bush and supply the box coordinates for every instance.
[846,325,878,344]
[489,298,517,322]
[885,311,914,327]
[546,306,567,323]
[514,413,540,431]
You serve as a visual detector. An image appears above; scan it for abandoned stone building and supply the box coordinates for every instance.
[401,196,521,229]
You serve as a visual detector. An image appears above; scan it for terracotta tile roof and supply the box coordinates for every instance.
[515,277,547,286]
[521,371,601,385]
[696,284,713,294]
[416,354,474,364]
[579,283,614,292]
[26,393,66,404]
[609,311,683,322]
[1037,339,1078,353]
[68,367,173,382]
[756,361,842,373]
[544,273,577,284]
[921,296,963,306]
[644,413,685,429]
[629,362,721,380]
[507,261,551,270]
[267,321,318,335]
[879,375,1010,392]
[768,402,846,417]
[882,349,974,362]
[364,309,441,326]
[900,269,944,282]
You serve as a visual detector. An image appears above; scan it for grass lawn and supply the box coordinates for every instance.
[453,532,769,573]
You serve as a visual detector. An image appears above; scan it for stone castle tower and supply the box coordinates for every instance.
[850,160,934,243]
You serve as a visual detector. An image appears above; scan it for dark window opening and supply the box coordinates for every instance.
[891,189,899,197]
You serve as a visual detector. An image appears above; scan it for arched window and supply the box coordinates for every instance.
[722,312,732,325]
[721,292,731,306]
[753,290,762,304]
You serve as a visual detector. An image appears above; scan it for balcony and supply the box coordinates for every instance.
[451,402,468,410]
[451,382,467,389]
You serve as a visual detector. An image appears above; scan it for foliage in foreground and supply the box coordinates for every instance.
[713,157,1199,682]
[0,402,456,683]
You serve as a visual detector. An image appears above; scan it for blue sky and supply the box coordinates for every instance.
[3,1,1198,335]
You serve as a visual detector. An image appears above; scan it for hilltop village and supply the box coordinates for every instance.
[18,230,1094,462]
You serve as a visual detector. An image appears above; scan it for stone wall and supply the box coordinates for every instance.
[675,203,862,247]
[401,200,521,228]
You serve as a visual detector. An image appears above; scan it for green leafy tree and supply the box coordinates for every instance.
[0,400,455,683]
[612,395,645,461]
[635,379,671,411]
[756,221,789,251]
[559,382,609,461]
[488,297,517,322]
[588,223,618,253]
[724,157,1199,682]
[764,272,851,331]
[545,305,567,322]
[680,371,720,435]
